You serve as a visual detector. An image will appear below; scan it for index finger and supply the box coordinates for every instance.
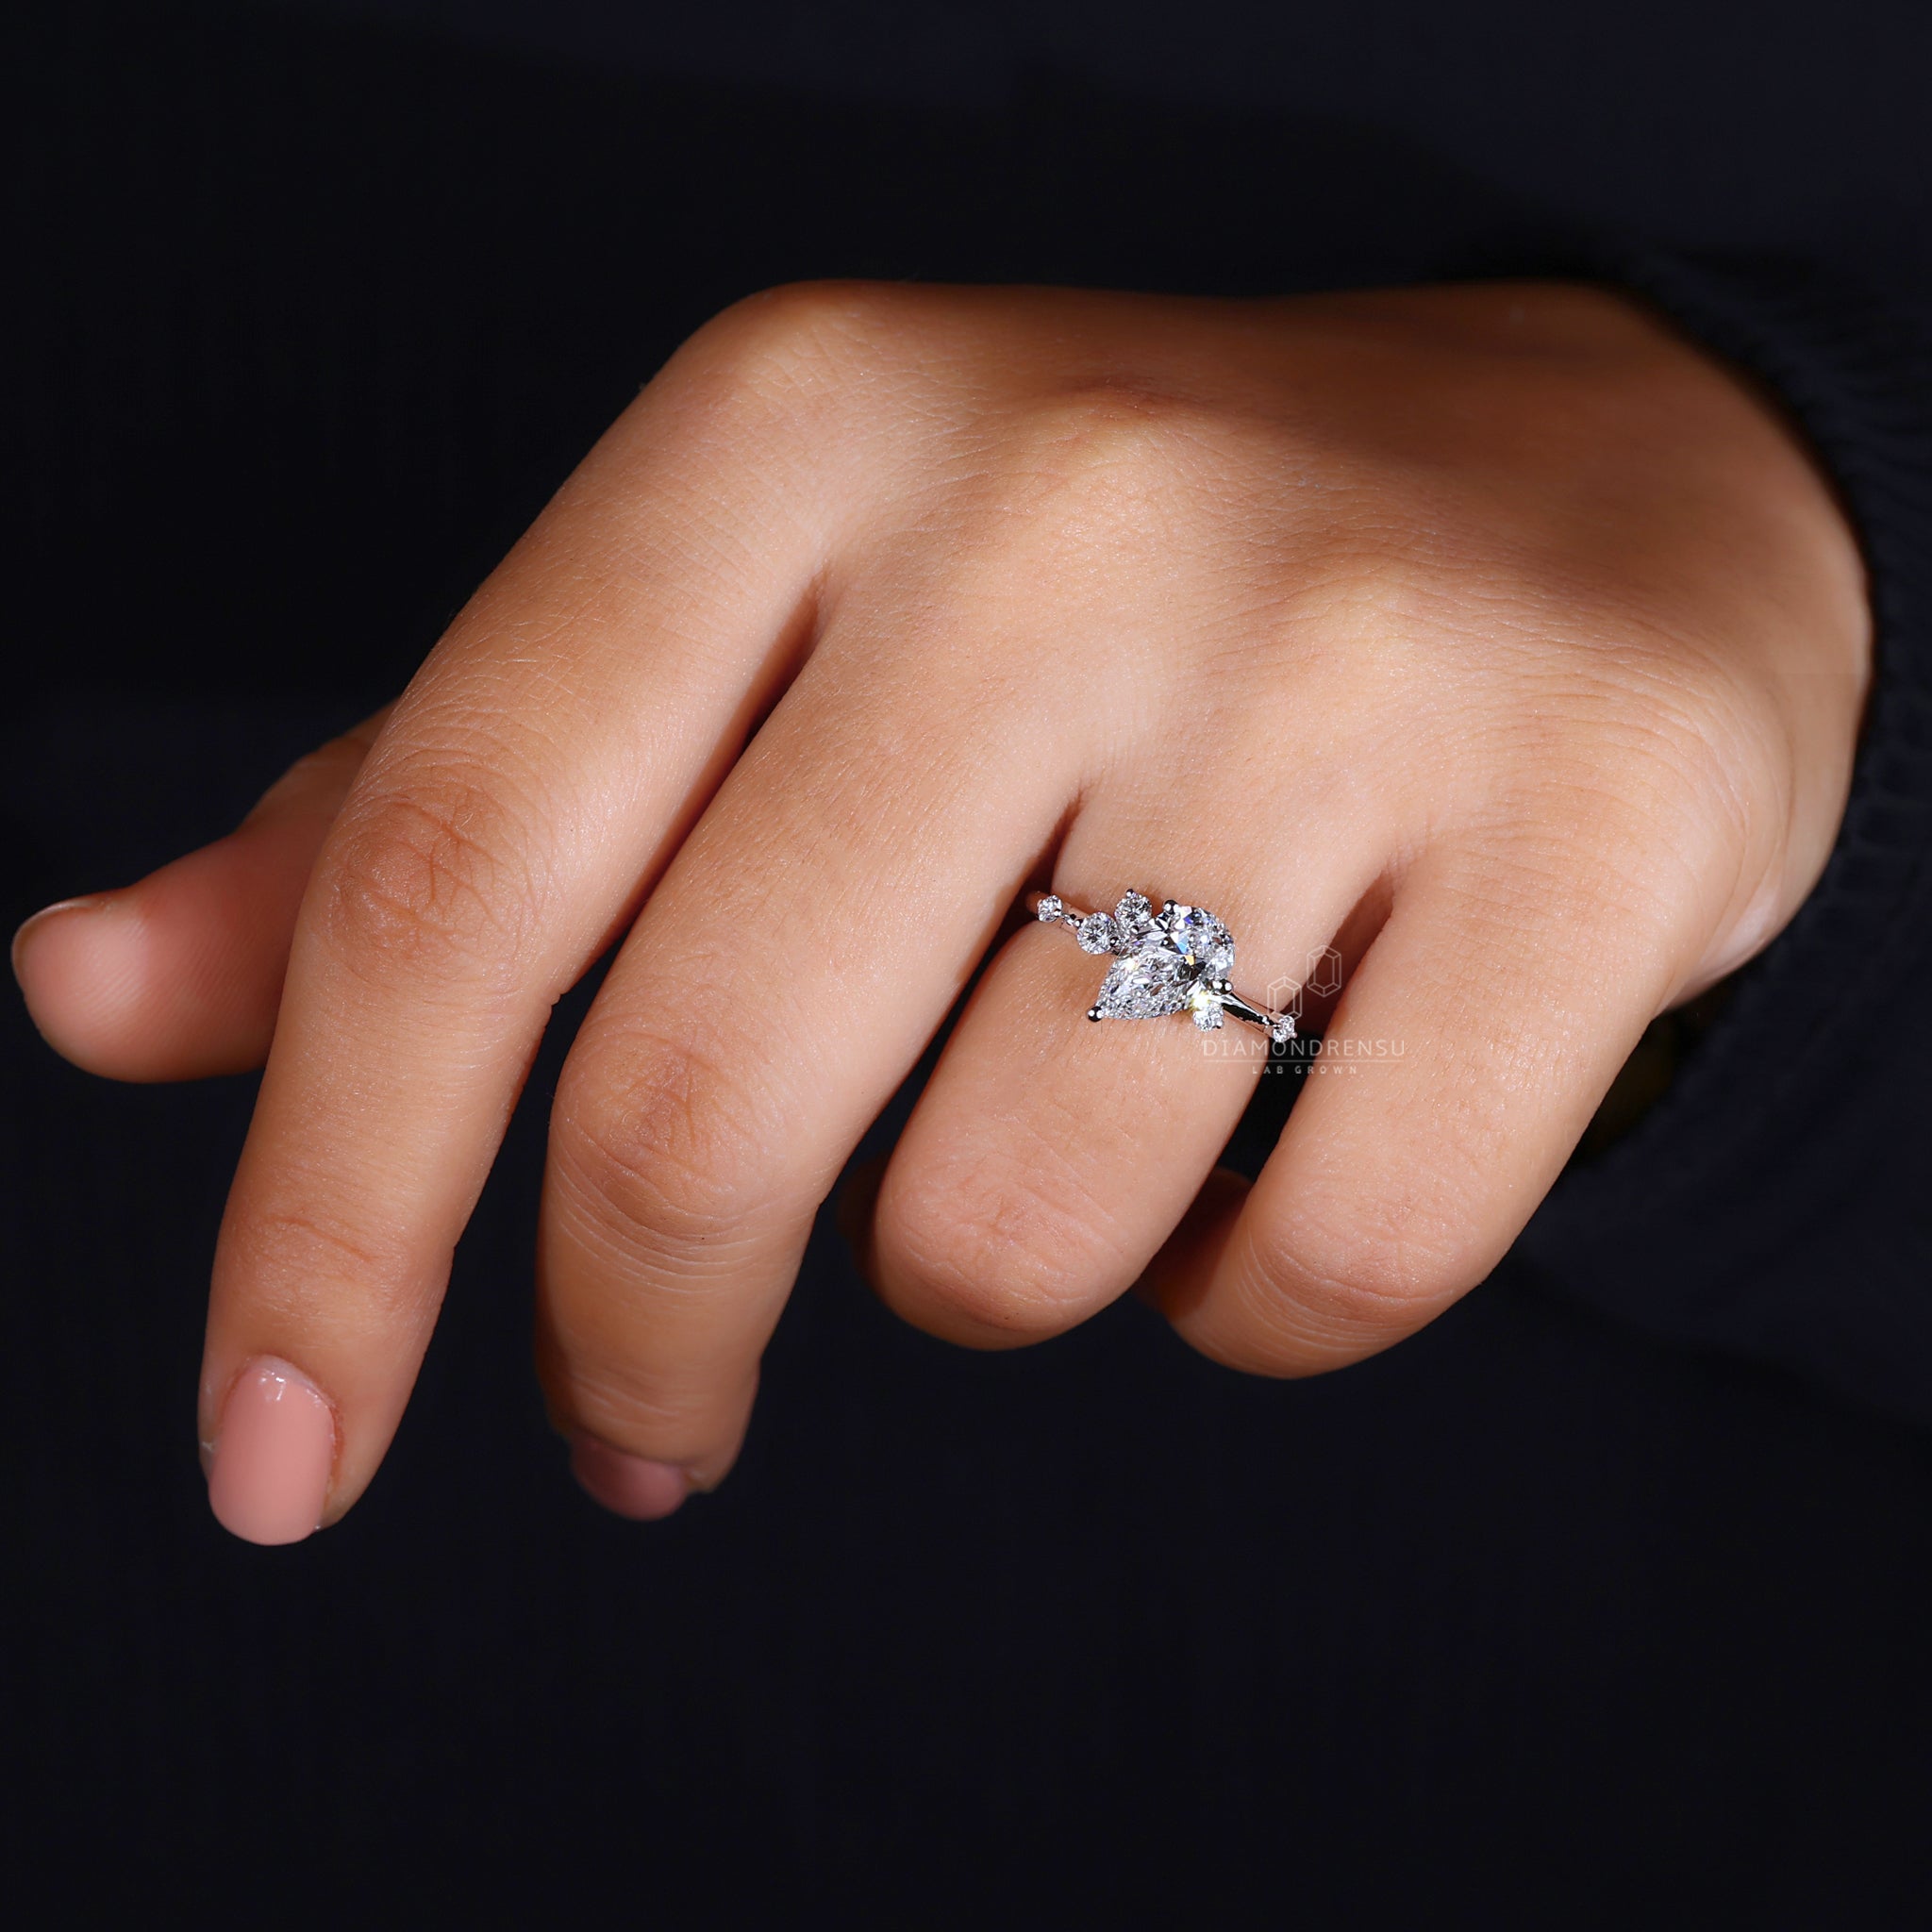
[200,306,849,1542]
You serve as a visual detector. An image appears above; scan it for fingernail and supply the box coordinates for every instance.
[11,898,148,1071]
[206,1357,337,1545]
[10,896,112,983]
[569,1433,691,1521]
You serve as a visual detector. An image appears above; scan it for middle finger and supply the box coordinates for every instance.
[537,599,1101,1495]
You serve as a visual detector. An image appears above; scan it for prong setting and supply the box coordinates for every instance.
[1039,889,1299,1046]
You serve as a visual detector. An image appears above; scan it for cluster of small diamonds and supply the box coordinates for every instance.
[1040,888,1296,1044]
[1081,892,1232,1028]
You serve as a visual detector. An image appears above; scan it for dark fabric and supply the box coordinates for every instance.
[1510,246,1932,1422]
[8,1,1932,1919]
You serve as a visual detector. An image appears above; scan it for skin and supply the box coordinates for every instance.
[11,280,1870,1534]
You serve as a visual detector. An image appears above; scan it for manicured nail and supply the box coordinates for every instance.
[206,1357,337,1545]
[569,1433,691,1521]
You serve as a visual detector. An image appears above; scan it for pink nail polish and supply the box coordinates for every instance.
[569,1433,690,1521]
[206,1357,336,1545]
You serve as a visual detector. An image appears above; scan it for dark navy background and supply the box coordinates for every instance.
[6,3,1931,1919]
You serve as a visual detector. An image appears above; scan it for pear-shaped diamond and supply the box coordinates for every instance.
[1090,901,1237,1023]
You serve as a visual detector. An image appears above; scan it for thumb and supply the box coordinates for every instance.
[12,705,393,1081]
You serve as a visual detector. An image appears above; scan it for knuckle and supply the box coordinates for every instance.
[1623,670,1771,847]
[1004,383,1237,518]
[681,278,909,418]
[555,1023,782,1254]
[318,770,543,986]
[1494,657,1774,931]
[225,1194,420,1336]
[556,1362,750,1454]
[1581,644,1756,794]
[877,1144,1131,1341]
[1239,1187,1484,1351]
[975,386,1289,604]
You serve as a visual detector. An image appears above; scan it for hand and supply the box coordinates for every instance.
[13,280,1869,1541]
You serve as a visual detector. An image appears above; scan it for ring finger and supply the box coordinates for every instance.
[861,767,1396,1349]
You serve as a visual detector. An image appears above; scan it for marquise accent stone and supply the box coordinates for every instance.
[1113,891,1155,947]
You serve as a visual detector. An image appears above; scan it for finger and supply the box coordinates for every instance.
[537,630,1080,1506]
[1142,834,1706,1375]
[861,822,1390,1351]
[200,312,847,1543]
[11,709,389,1082]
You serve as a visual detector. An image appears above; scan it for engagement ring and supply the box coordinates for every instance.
[1031,890,1298,1045]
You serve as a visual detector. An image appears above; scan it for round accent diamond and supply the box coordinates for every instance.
[1189,985,1226,1031]
[1075,911,1120,955]
[1035,893,1064,924]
